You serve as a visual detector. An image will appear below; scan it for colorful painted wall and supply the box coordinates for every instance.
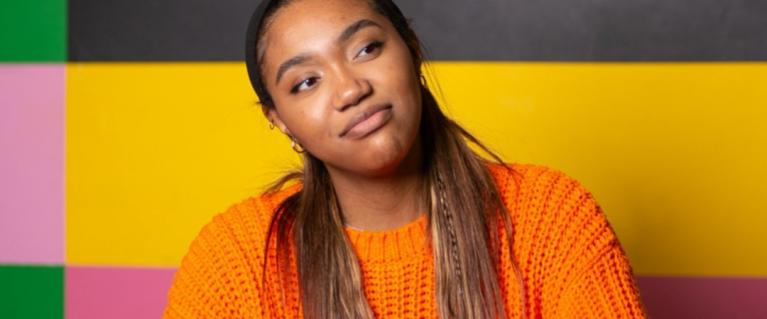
[2,0,766,318]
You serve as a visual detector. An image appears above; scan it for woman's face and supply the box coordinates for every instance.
[260,0,422,177]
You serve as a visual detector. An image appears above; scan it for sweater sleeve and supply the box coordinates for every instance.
[495,164,646,318]
[163,201,269,319]
[556,240,646,318]
[542,169,646,318]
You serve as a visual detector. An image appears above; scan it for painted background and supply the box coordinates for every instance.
[1,0,766,318]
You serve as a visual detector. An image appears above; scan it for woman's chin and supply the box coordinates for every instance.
[323,141,413,178]
[315,122,421,178]
[355,136,421,177]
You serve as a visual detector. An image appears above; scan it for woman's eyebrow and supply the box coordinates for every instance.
[276,54,311,84]
[337,19,382,44]
[275,19,383,85]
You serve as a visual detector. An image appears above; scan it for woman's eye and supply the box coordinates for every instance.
[290,77,319,94]
[356,41,383,58]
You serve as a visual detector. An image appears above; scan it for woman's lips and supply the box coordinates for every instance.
[340,105,393,139]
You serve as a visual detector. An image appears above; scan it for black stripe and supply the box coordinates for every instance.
[69,0,767,61]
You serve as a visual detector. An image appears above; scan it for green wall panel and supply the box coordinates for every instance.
[0,0,66,62]
[0,265,63,319]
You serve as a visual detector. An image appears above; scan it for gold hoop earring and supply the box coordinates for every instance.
[290,136,305,153]
[268,122,275,130]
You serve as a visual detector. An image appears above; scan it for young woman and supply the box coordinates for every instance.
[164,0,646,318]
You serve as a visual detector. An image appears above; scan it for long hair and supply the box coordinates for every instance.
[250,1,524,317]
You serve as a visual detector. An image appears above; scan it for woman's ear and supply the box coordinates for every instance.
[262,105,290,135]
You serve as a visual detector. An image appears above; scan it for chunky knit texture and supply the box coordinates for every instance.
[164,163,646,318]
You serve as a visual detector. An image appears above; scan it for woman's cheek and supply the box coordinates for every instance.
[298,102,332,143]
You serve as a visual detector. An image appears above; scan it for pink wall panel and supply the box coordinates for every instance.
[63,266,767,319]
[66,266,175,319]
[637,276,767,318]
[0,64,65,264]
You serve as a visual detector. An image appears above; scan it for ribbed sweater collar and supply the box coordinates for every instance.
[344,214,430,263]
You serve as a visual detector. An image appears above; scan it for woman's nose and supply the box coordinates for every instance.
[332,66,372,111]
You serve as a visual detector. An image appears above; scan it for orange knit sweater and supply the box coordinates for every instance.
[164,163,645,318]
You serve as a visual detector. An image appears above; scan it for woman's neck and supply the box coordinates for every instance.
[326,141,426,231]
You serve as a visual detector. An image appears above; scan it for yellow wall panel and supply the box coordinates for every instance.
[66,63,300,266]
[426,62,767,276]
[67,62,767,276]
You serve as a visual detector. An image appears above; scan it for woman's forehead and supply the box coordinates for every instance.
[260,0,383,61]
[268,0,378,36]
